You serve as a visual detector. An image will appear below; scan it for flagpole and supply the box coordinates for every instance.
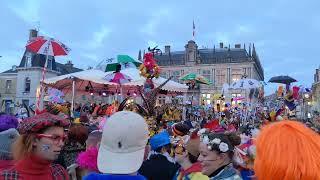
[192,20,195,40]
[36,42,50,114]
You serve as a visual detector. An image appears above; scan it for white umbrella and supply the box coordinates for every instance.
[118,68,189,92]
[230,78,261,90]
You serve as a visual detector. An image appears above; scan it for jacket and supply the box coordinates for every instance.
[83,173,147,180]
[210,164,242,180]
[138,154,180,180]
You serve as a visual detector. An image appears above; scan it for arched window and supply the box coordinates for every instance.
[25,77,31,92]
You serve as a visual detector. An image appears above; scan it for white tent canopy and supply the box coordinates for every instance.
[106,68,189,92]
[45,68,188,92]
[44,69,116,85]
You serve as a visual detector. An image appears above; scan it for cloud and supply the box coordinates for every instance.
[139,7,172,36]
[89,26,112,49]
[7,0,41,25]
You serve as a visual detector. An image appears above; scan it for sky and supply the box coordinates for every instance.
[1,0,320,95]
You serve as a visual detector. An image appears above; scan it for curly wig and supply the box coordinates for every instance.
[254,120,320,180]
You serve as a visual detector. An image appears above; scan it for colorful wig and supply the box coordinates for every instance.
[254,120,320,180]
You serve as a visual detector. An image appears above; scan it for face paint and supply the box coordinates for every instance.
[42,144,51,152]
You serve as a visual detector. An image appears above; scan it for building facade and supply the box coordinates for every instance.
[148,40,264,105]
[312,67,320,112]
[0,29,82,114]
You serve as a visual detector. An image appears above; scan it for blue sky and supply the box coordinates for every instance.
[1,0,319,95]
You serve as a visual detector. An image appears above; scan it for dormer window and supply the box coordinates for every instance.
[25,52,32,67]
[47,56,53,70]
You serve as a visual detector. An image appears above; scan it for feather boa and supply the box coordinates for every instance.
[76,147,99,172]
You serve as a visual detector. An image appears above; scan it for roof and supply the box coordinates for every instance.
[55,62,82,75]
[19,50,58,70]
[1,49,82,75]
[1,69,17,74]
[154,48,251,66]
[153,42,264,80]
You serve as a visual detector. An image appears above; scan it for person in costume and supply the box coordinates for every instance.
[0,114,19,170]
[254,120,320,180]
[198,129,242,180]
[56,124,88,168]
[173,130,209,180]
[83,111,148,180]
[1,112,70,180]
[139,131,180,180]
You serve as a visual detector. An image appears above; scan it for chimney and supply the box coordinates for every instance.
[165,45,171,54]
[219,42,224,48]
[65,60,73,68]
[235,44,241,48]
[29,29,38,40]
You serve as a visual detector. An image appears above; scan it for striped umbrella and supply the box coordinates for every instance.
[180,73,212,85]
[104,55,142,72]
[26,36,70,56]
[26,36,70,113]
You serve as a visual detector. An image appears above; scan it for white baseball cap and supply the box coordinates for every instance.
[97,111,149,174]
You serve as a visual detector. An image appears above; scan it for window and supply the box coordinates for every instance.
[188,50,195,61]
[231,93,242,105]
[47,57,53,69]
[160,72,167,79]
[5,80,12,93]
[172,71,180,83]
[25,77,31,92]
[25,52,32,67]
[202,70,211,82]
[248,67,252,78]
[216,69,226,86]
[201,93,212,105]
[157,96,166,106]
[232,69,243,82]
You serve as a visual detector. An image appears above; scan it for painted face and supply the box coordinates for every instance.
[34,126,65,161]
[198,142,225,176]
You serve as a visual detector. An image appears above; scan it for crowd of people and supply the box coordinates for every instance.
[0,98,320,180]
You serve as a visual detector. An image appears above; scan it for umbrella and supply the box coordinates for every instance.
[230,78,261,90]
[104,55,142,72]
[26,36,70,112]
[180,73,212,85]
[268,75,297,84]
[104,72,132,101]
[104,72,132,84]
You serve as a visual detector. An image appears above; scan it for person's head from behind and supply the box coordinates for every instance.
[150,130,172,155]
[13,112,70,161]
[254,120,320,180]
[0,114,19,160]
[86,130,102,150]
[97,111,149,174]
[197,130,240,176]
[68,124,88,145]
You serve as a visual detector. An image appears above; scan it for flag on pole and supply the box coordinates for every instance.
[193,20,195,38]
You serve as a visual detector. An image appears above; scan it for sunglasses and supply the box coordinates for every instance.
[36,134,68,145]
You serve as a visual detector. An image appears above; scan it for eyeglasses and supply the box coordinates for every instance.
[36,134,68,145]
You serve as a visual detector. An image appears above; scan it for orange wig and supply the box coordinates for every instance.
[254,120,320,180]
